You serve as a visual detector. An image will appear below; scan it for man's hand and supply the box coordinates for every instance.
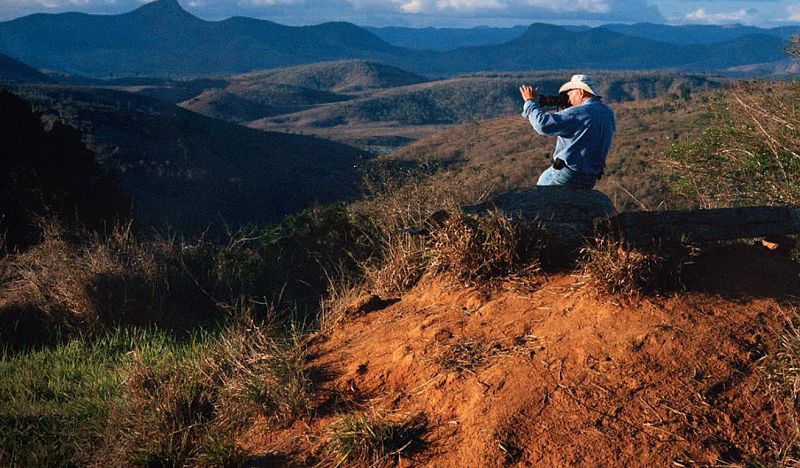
[519,84,538,103]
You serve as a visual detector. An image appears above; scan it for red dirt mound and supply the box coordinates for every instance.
[243,245,799,466]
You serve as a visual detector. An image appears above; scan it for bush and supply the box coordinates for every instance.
[581,236,698,297]
[430,210,545,287]
[0,222,224,350]
[257,202,374,316]
[663,81,800,208]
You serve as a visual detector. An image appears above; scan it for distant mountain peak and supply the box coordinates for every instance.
[128,0,198,20]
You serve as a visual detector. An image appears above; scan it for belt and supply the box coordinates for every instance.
[552,158,603,180]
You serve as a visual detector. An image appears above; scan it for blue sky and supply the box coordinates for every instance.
[1,0,800,28]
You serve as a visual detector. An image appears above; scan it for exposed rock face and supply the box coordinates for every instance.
[464,186,616,261]
[464,186,800,256]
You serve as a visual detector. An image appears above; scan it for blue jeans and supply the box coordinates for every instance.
[537,166,598,189]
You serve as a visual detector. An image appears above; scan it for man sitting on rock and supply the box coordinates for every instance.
[519,74,615,189]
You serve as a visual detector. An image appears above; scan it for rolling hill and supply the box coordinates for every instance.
[366,25,530,50]
[368,23,798,50]
[384,94,709,211]
[245,72,722,149]
[401,24,787,74]
[228,60,428,94]
[176,61,427,122]
[0,0,794,78]
[7,84,370,234]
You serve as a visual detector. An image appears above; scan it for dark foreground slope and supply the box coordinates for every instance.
[10,84,369,234]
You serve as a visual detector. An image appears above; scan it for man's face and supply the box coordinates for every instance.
[567,88,585,107]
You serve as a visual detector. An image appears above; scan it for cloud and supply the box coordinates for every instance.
[435,0,507,12]
[683,7,757,24]
[787,4,800,21]
[0,0,664,25]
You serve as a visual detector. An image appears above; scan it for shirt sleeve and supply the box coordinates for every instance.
[522,100,581,137]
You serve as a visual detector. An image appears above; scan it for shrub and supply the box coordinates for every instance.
[581,236,697,297]
[257,202,374,317]
[430,210,545,287]
[662,81,800,208]
[0,222,220,350]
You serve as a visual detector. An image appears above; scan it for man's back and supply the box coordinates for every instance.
[523,96,616,176]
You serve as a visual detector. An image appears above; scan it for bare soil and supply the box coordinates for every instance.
[242,244,799,466]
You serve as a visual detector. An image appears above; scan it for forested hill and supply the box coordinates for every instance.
[9,84,370,235]
[0,52,48,83]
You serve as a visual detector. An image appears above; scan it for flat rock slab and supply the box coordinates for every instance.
[464,186,616,260]
[601,206,800,249]
[462,186,800,262]
[464,186,616,222]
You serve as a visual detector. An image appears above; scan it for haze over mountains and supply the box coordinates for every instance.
[0,0,796,79]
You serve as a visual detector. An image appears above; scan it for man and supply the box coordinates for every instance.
[519,74,615,189]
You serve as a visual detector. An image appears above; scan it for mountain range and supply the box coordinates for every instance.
[367,23,799,50]
[0,0,796,78]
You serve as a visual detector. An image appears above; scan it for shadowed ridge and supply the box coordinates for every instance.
[0,52,48,82]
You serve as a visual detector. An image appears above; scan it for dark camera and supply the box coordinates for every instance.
[538,93,570,108]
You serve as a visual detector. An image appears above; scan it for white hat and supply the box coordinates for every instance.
[558,74,600,97]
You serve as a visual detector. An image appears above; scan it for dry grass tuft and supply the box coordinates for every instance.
[430,210,545,288]
[434,336,500,373]
[217,317,313,427]
[325,412,428,466]
[354,162,490,296]
[757,309,800,465]
[581,236,698,297]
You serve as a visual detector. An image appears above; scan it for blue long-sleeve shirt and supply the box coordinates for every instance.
[522,97,615,175]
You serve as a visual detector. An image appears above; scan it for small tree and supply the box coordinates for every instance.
[786,33,800,57]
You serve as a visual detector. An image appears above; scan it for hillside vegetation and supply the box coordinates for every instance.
[1,80,800,465]
[245,71,721,149]
[7,85,369,235]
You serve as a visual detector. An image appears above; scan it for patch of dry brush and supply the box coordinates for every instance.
[581,236,698,297]
[0,221,256,350]
[430,210,545,288]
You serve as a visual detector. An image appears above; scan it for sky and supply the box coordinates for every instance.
[1,0,800,28]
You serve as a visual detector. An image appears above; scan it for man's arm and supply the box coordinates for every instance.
[519,85,579,137]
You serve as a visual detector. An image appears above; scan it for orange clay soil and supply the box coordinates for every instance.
[242,244,800,466]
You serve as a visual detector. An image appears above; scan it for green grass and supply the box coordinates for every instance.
[0,328,213,466]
